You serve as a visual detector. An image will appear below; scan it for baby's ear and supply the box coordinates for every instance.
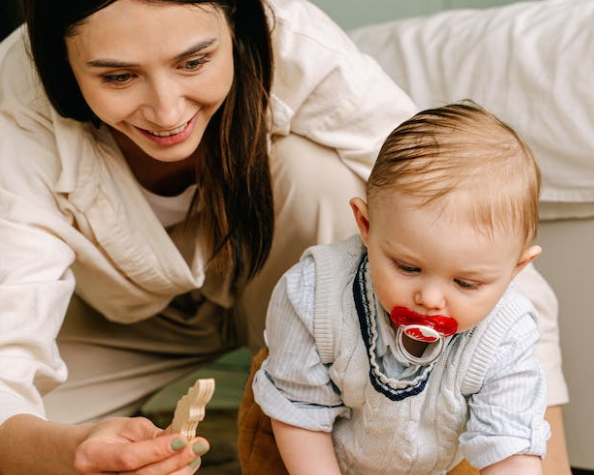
[349,197,370,246]
[513,245,542,278]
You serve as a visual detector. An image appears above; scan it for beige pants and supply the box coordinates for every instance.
[44,133,567,424]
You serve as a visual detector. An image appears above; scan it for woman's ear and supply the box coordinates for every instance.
[350,197,370,246]
[513,244,542,278]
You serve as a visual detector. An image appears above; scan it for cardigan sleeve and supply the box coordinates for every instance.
[0,31,80,423]
[0,115,76,425]
[266,0,417,180]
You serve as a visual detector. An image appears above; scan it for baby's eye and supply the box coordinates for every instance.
[103,73,132,84]
[396,262,421,274]
[454,279,479,290]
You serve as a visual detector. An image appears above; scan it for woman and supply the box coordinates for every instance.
[0,0,569,474]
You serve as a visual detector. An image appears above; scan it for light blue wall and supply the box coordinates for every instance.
[309,0,536,30]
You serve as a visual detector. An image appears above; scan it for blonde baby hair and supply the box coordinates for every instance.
[367,100,541,245]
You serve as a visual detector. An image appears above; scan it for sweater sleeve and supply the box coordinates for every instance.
[266,0,417,180]
[459,311,550,469]
[252,255,349,432]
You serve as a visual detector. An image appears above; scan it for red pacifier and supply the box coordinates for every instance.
[390,307,458,365]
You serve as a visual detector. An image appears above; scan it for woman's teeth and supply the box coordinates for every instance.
[148,123,187,137]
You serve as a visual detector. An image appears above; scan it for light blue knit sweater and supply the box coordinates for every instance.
[306,235,548,473]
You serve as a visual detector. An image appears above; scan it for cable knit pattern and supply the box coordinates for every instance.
[304,235,548,474]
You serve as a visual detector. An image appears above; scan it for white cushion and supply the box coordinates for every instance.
[349,0,594,219]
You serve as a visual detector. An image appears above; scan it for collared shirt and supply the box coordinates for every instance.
[253,253,549,467]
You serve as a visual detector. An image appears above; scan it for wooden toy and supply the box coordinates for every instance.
[171,378,215,440]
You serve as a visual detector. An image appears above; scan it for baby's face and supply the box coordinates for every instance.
[352,191,529,334]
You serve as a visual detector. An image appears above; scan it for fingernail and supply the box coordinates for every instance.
[189,457,202,469]
[192,440,209,456]
[170,437,187,451]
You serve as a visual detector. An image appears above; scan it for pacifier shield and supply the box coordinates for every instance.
[390,307,458,338]
[402,324,441,343]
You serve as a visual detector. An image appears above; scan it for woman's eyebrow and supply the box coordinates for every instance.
[86,38,218,68]
[86,58,136,68]
[174,38,217,60]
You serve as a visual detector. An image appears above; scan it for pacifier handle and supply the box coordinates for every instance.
[396,324,444,366]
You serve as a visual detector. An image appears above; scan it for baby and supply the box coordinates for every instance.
[253,101,549,474]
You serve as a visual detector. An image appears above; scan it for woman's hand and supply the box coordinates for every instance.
[0,414,209,475]
[74,416,209,474]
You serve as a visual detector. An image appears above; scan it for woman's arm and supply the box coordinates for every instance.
[268,0,416,180]
[513,266,572,475]
[271,419,342,475]
[0,414,208,475]
[543,405,572,475]
[481,454,542,475]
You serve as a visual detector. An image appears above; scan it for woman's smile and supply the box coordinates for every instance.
[135,112,198,146]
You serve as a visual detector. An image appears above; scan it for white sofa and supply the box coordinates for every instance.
[348,0,594,469]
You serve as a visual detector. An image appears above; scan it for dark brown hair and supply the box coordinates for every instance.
[22,0,275,284]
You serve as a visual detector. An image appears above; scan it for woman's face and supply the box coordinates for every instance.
[66,0,234,163]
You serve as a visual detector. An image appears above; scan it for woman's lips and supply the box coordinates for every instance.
[147,123,188,137]
[136,113,198,146]
[390,306,458,342]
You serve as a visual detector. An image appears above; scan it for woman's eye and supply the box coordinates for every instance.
[183,57,206,71]
[454,279,479,290]
[103,73,132,84]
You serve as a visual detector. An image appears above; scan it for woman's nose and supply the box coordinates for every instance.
[142,78,183,127]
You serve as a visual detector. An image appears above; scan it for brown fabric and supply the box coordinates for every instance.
[237,348,479,475]
[448,459,479,475]
[238,347,289,475]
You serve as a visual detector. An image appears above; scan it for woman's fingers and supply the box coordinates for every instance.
[117,438,210,475]
[73,417,209,474]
